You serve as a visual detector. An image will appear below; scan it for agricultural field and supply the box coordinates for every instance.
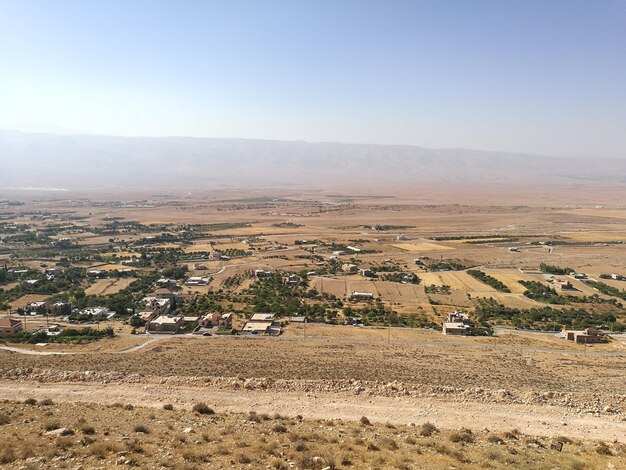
[389,241,455,252]
[85,278,135,296]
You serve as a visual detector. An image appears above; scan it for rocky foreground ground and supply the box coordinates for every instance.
[1,399,624,469]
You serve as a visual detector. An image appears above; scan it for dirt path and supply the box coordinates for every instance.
[1,380,623,443]
[0,346,74,356]
[0,336,161,356]
[2,333,625,357]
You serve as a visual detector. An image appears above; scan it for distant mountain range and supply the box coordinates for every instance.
[1,130,625,190]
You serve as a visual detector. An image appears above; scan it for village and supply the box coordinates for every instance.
[1,195,625,348]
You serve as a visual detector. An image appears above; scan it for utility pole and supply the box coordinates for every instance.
[387,301,392,344]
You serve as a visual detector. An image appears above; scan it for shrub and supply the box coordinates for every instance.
[181,446,211,462]
[449,429,474,444]
[0,447,15,464]
[192,403,214,415]
[56,436,75,450]
[596,442,613,456]
[379,436,398,450]
[367,442,380,451]
[44,421,61,432]
[419,422,438,437]
[40,398,54,406]
[123,404,134,411]
[134,424,149,434]
[237,453,252,464]
[81,424,96,435]
[126,439,145,453]
[24,398,37,405]
[272,424,287,433]
[0,413,10,425]
[270,458,289,470]
[360,416,371,426]
[163,403,174,411]
[88,442,120,459]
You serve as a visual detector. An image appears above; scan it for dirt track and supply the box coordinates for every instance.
[0,379,623,443]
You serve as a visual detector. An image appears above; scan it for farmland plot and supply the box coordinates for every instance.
[85,278,134,295]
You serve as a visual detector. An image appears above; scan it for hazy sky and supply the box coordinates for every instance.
[1,0,625,157]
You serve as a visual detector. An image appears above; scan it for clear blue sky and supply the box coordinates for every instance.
[1,0,625,157]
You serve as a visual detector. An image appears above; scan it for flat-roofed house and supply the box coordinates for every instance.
[147,316,183,334]
[199,312,233,328]
[442,322,472,335]
[242,313,280,335]
[0,317,23,337]
[242,321,274,334]
[563,327,605,343]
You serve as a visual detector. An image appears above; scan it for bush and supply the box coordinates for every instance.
[192,402,214,415]
[134,424,150,434]
[163,403,174,411]
[596,442,613,456]
[88,441,120,459]
[24,398,37,405]
[44,421,61,432]
[419,422,439,437]
[272,424,287,433]
[360,416,371,426]
[237,453,252,464]
[0,447,15,464]
[40,398,54,406]
[449,428,474,443]
[0,413,10,425]
[81,424,96,435]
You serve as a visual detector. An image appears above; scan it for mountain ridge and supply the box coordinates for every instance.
[1,130,625,190]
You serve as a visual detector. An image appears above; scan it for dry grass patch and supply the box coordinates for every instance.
[0,400,621,469]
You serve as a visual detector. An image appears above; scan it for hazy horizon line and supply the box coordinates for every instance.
[0,126,619,161]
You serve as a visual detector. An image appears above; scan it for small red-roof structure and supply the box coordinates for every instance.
[153,288,174,298]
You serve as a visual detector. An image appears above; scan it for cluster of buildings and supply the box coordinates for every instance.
[547,277,576,290]
[442,311,473,335]
[241,313,281,335]
[76,306,116,319]
[143,311,283,336]
[23,300,72,316]
[137,289,176,323]
[562,327,605,344]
